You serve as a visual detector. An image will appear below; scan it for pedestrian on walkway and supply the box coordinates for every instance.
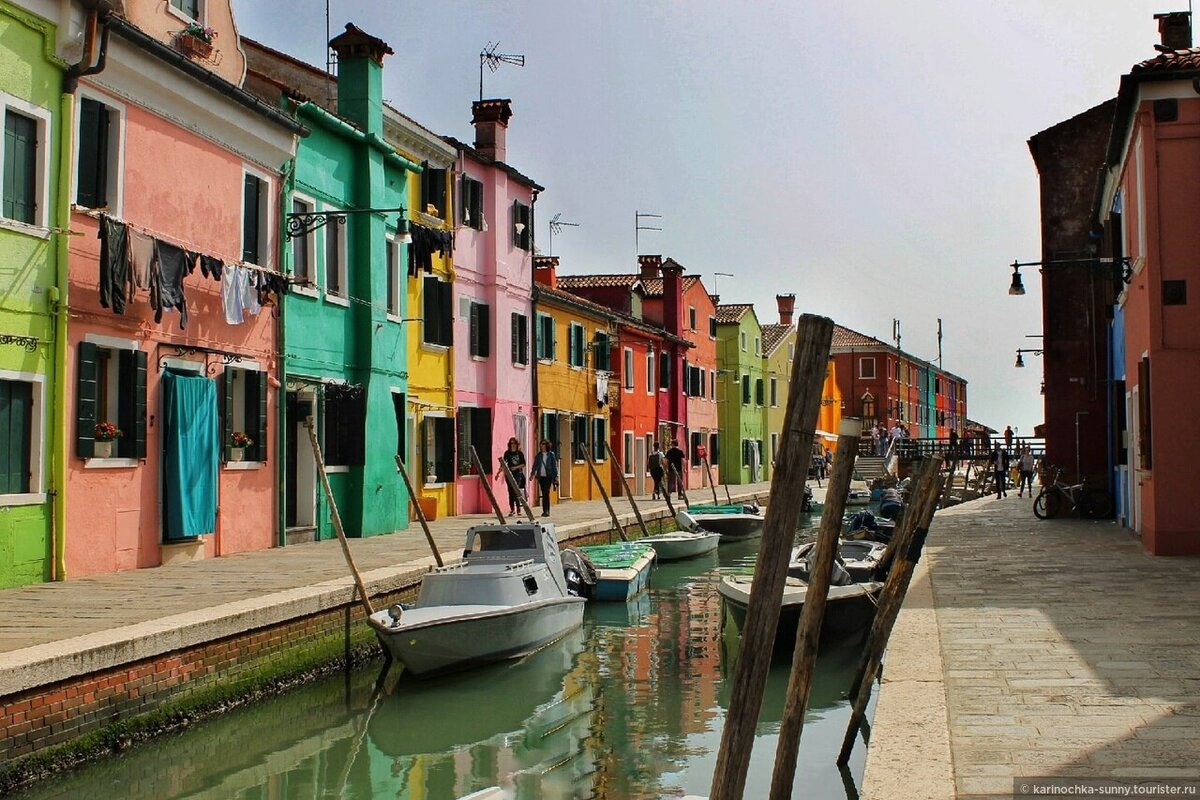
[988,444,1009,498]
[647,442,666,500]
[530,440,559,517]
[1016,446,1036,497]
[949,429,959,457]
[495,437,527,516]
[1004,425,1015,456]
[665,440,686,499]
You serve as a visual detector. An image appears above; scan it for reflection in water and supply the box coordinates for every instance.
[15,511,870,800]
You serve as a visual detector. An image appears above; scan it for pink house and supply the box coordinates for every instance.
[446,100,541,514]
[63,3,301,575]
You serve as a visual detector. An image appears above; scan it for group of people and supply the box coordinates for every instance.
[870,422,909,457]
[988,440,1039,499]
[645,441,688,501]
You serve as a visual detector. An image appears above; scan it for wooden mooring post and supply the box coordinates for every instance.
[668,460,689,506]
[469,445,506,524]
[708,314,834,800]
[769,418,862,798]
[837,455,945,766]
[606,440,650,538]
[583,446,628,542]
[393,455,445,568]
[498,453,536,521]
[702,456,720,505]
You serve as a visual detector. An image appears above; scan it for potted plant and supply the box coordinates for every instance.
[230,431,253,462]
[177,22,217,59]
[93,422,122,458]
[425,461,438,484]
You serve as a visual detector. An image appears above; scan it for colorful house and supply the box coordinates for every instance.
[0,0,65,587]
[445,99,541,515]
[532,257,615,502]
[714,303,766,484]
[60,3,302,577]
[761,295,798,473]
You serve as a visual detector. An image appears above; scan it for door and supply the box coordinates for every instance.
[558,416,573,499]
[635,436,647,496]
[286,392,317,531]
[1128,388,1141,533]
[161,370,219,540]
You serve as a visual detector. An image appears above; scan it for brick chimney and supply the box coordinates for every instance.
[776,293,796,326]
[661,259,683,337]
[1156,11,1192,51]
[638,254,661,279]
[472,99,512,162]
[534,255,558,289]
[329,24,392,137]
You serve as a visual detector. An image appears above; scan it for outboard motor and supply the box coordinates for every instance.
[801,485,814,512]
[879,488,903,520]
[560,548,597,598]
[676,510,701,532]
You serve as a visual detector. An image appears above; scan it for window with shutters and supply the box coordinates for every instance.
[422,276,453,347]
[74,94,122,214]
[623,431,635,475]
[322,204,347,302]
[742,374,751,405]
[593,331,611,371]
[511,312,529,365]
[513,200,533,251]
[541,411,560,455]
[241,170,271,268]
[571,415,589,461]
[592,417,607,462]
[290,195,317,294]
[710,369,716,401]
[169,0,201,20]
[709,316,717,338]
[3,97,51,228]
[646,351,655,395]
[469,302,491,358]
[75,340,147,462]
[567,323,585,368]
[461,175,484,230]
[755,377,764,406]
[0,373,45,503]
[323,384,366,469]
[770,376,778,407]
[536,313,555,361]
[422,413,454,483]
[223,367,268,464]
[421,164,447,219]
[386,235,402,318]
[456,406,493,476]
[659,350,671,391]
[623,348,634,391]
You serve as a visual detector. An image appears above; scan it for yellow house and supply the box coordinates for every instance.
[385,108,458,519]
[532,261,616,503]
[761,312,797,476]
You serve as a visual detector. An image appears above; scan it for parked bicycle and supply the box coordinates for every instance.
[1032,465,1114,520]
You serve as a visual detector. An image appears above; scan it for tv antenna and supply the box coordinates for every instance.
[937,318,943,367]
[480,42,525,100]
[548,213,580,257]
[893,318,902,352]
[635,211,662,255]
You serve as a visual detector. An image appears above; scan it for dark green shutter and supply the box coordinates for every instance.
[3,111,38,224]
[478,304,490,358]
[242,173,260,264]
[75,342,98,458]
[473,407,492,471]
[440,281,453,346]
[255,370,268,463]
[422,276,437,343]
[222,367,235,462]
[0,380,32,494]
[511,312,520,363]
[118,349,147,459]
[469,303,480,356]
[76,99,109,209]
[434,415,454,481]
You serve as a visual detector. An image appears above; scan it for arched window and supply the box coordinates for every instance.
[861,392,876,421]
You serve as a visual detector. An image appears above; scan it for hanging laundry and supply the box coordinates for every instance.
[245,269,262,317]
[407,223,454,276]
[199,255,224,280]
[98,216,131,314]
[129,229,155,291]
[221,265,263,324]
[150,239,190,329]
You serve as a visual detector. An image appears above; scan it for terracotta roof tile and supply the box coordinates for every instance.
[715,304,752,324]
[830,324,890,350]
[557,274,640,290]
[761,323,792,355]
[1131,47,1200,74]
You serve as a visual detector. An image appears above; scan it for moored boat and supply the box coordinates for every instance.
[718,573,883,642]
[368,522,586,677]
[686,502,765,540]
[640,510,721,561]
[788,538,888,583]
[578,542,656,601]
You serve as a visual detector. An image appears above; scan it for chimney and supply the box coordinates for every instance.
[776,293,796,326]
[661,259,683,337]
[638,254,662,279]
[1155,11,1192,51]
[472,99,513,162]
[329,24,392,137]
[534,255,558,289]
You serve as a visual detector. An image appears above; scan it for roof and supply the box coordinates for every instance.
[761,323,793,355]
[640,275,701,296]
[1105,46,1200,172]
[442,135,545,193]
[1131,47,1200,74]
[831,324,890,349]
[557,274,641,291]
[534,285,693,348]
[715,304,752,324]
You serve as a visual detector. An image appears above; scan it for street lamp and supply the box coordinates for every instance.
[1014,348,1043,368]
[1006,256,1134,296]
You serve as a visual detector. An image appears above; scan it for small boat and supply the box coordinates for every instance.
[718,573,883,642]
[844,509,894,543]
[788,538,888,583]
[368,521,586,677]
[878,487,903,520]
[845,480,872,506]
[640,511,721,561]
[577,542,656,601]
[687,502,765,540]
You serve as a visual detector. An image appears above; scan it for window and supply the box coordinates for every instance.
[422,276,452,346]
[770,376,778,407]
[690,431,703,466]
[755,378,764,406]
[710,369,716,401]
[934,377,941,394]
[456,406,492,477]
[323,383,366,467]
[740,331,747,351]
[541,411,560,455]
[771,432,779,464]
[536,313,555,361]
[623,431,635,475]
[75,96,121,213]
[291,197,315,286]
[571,415,589,461]
[754,337,760,356]
[461,175,484,230]
[75,341,146,460]
[469,302,491,358]
[511,312,529,365]
[323,206,347,299]
[513,200,533,251]
[422,414,454,483]
[741,374,751,405]
[788,343,794,361]
[659,350,671,391]
[646,351,655,394]
[709,316,717,338]
[3,104,46,226]
[567,323,586,368]
[862,393,876,420]
[223,366,267,463]
[242,171,271,267]
[421,164,447,219]
[592,417,607,462]
[709,432,720,464]
[623,348,634,390]
[859,357,876,379]
[685,364,705,397]
[742,439,753,467]
[386,235,401,317]
[688,306,697,330]
[0,375,44,501]
[593,331,611,371]
[170,0,200,19]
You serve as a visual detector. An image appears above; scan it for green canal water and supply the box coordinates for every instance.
[16,520,875,800]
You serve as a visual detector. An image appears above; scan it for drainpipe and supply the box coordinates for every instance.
[63,8,110,94]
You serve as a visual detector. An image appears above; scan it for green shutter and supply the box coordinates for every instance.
[222,367,235,462]
[511,312,520,363]
[439,281,453,346]
[242,174,261,264]
[3,111,38,224]
[118,349,148,459]
[256,370,268,463]
[77,99,109,209]
[75,342,98,459]
[478,304,490,358]
[469,303,480,356]
[0,380,33,494]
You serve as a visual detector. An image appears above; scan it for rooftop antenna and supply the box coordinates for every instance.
[937,318,943,368]
[713,272,733,298]
[635,210,662,256]
[324,0,337,105]
[547,213,580,257]
[479,42,525,100]
[893,318,902,352]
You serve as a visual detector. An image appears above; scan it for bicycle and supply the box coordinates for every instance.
[1032,465,1114,520]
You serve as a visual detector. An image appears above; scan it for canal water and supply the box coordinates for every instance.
[16,517,874,800]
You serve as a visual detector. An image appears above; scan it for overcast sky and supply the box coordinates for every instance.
[233,0,1171,435]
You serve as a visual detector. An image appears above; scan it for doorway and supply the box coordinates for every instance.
[636,435,649,496]
[285,391,318,537]
[558,416,573,499]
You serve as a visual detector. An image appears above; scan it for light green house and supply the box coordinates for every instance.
[760,298,798,481]
[0,1,67,587]
[715,303,766,484]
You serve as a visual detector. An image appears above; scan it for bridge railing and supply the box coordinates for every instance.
[857,436,1046,462]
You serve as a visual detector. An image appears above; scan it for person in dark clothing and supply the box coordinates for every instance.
[665,440,686,499]
[647,443,665,500]
[530,440,559,517]
[949,429,959,457]
[988,445,1010,499]
[495,437,527,516]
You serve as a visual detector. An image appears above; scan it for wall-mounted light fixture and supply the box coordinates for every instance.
[1007,256,1133,297]
[286,206,409,241]
[1014,348,1043,368]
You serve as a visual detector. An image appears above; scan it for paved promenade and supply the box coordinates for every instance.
[862,494,1200,799]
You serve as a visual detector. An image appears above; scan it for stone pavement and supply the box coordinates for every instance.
[861,493,1200,799]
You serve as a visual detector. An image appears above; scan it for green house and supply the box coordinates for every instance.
[715,303,767,485]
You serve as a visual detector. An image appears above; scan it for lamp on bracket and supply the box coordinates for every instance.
[285,206,409,241]
[1006,256,1133,297]
[1014,348,1043,368]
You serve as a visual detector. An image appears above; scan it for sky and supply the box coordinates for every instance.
[233,0,1173,435]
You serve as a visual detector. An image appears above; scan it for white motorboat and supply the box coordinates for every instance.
[788,538,888,583]
[686,502,765,540]
[640,511,721,561]
[369,521,586,677]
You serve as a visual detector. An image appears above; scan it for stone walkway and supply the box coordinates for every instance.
[862,493,1200,799]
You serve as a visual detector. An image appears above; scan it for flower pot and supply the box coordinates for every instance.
[94,440,114,458]
[230,447,245,463]
[178,33,213,59]
[425,474,438,485]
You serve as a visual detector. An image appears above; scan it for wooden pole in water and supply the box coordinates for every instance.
[769,418,863,798]
[470,445,506,524]
[837,455,945,767]
[709,314,834,800]
[304,420,375,617]
[606,440,650,538]
[667,460,690,506]
[498,453,535,521]
[723,482,734,504]
[702,456,720,505]
[393,454,444,567]
[584,447,628,542]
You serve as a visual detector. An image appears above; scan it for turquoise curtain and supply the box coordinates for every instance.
[163,372,218,538]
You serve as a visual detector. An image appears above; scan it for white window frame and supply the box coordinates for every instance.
[646,350,655,395]
[83,333,142,469]
[754,337,760,356]
[290,191,319,298]
[0,369,46,505]
[71,88,126,219]
[740,331,747,352]
[386,233,402,321]
[167,0,205,24]
[859,356,876,380]
[224,361,264,471]
[623,347,634,392]
[241,165,274,270]
[709,368,716,401]
[421,410,450,487]
[623,431,634,476]
[770,376,778,407]
[1,93,54,234]
[688,306,696,330]
[321,202,348,306]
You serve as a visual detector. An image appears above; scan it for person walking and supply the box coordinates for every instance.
[948,429,959,457]
[530,440,559,517]
[665,440,686,499]
[988,444,1009,499]
[1016,446,1036,497]
[647,442,666,500]
[495,437,527,516]
[1004,425,1015,456]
